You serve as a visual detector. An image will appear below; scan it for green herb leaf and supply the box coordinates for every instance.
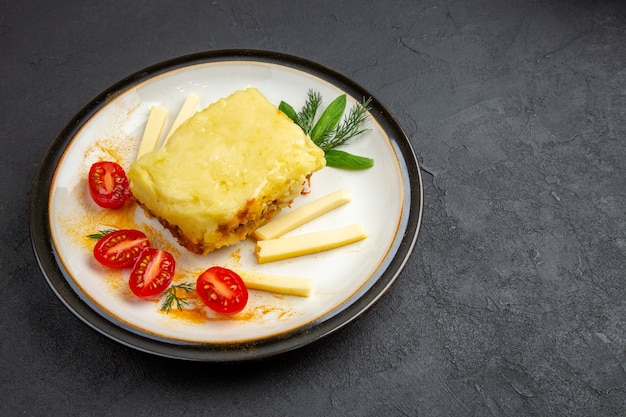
[322,97,372,151]
[282,90,373,170]
[86,229,116,240]
[160,282,195,312]
[310,94,346,143]
[297,90,322,134]
[279,101,298,124]
[324,149,374,170]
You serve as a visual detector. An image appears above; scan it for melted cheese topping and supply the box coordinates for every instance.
[128,88,325,253]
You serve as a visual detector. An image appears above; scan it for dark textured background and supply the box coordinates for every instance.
[2,1,625,416]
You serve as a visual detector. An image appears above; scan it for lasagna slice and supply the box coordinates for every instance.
[128,88,326,254]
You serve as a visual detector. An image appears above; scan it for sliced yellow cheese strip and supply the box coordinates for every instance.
[136,106,167,159]
[161,92,199,146]
[235,270,314,297]
[253,189,352,240]
[255,223,367,264]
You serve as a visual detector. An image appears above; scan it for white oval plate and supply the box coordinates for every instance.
[30,50,423,361]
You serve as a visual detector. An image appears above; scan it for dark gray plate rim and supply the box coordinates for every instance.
[29,49,423,362]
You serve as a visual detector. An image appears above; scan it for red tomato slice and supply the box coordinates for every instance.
[93,229,151,268]
[88,161,132,209]
[129,248,175,298]
[196,267,248,314]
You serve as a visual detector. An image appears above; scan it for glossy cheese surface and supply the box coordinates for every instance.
[255,223,367,263]
[253,189,351,240]
[128,88,326,254]
[235,270,314,297]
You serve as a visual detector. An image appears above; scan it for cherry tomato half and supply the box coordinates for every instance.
[129,248,176,298]
[196,267,248,314]
[88,161,132,209]
[93,229,151,268]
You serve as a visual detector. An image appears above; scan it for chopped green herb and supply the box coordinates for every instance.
[86,229,116,240]
[310,94,346,144]
[281,90,373,170]
[297,90,322,134]
[320,97,372,151]
[160,282,195,312]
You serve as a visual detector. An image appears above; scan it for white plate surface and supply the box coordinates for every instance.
[32,50,422,360]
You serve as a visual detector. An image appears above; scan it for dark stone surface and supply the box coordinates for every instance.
[1,0,624,415]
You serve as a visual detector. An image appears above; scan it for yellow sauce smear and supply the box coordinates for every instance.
[160,267,299,325]
[58,179,297,329]
[55,126,302,335]
[63,194,294,324]
[165,297,298,324]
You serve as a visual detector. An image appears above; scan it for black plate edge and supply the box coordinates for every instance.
[29,48,423,362]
